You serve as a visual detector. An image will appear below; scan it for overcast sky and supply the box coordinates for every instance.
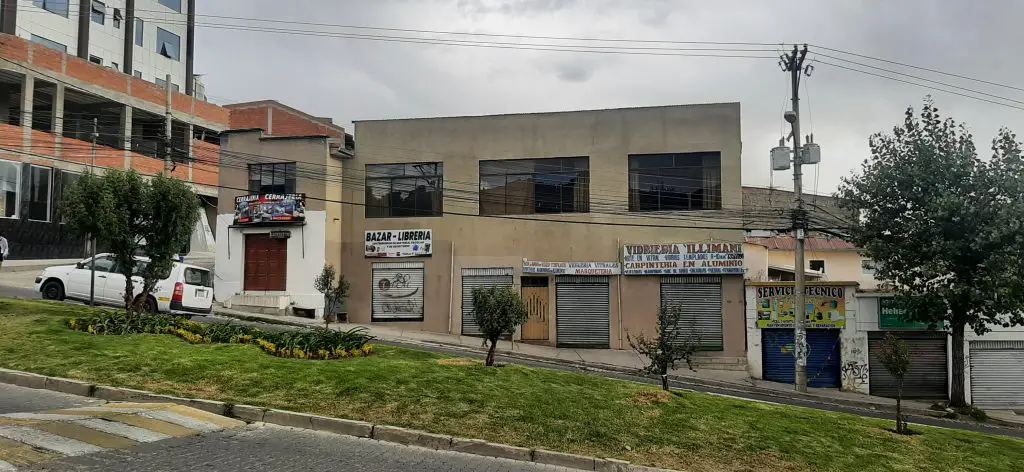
[192,0,1023,195]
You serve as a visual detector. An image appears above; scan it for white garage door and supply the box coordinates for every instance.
[970,341,1024,409]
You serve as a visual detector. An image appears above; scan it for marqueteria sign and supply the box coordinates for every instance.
[622,243,744,275]
[365,229,433,258]
[523,260,621,276]
[755,284,847,329]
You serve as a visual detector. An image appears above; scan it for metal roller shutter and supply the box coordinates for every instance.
[868,332,947,400]
[660,276,723,350]
[970,341,1024,409]
[762,329,841,388]
[461,268,514,337]
[555,276,610,348]
[371,262,425,322]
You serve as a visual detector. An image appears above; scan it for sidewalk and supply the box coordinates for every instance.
[208,305,1024,429]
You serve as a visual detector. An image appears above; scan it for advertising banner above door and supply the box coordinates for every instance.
[523,261,621,276]
[365,229,433,258]
[755,284,847,328]
[233,193,306,225]
[622,243,744,275]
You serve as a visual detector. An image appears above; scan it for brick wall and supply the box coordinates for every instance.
[227,102,344,138]
[228,106,268,131]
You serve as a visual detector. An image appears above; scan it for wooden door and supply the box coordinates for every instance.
[244,234,288,291]
[521,277,549,341]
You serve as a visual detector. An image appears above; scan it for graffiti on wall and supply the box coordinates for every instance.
[373,270,424,319]
[841,362,869,389]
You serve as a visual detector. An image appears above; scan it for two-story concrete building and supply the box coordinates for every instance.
[340,104,749,362]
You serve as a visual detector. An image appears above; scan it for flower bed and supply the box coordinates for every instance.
[66,311,374,360]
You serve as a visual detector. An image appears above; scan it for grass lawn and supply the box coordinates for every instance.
[1,299,1022,472]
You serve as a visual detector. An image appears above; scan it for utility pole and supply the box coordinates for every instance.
[89,118,98,306]
[781,44,811,392]
[163,73,173,175]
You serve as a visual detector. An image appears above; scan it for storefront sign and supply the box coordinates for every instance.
[365,230,432,258]
[523,261,621,276]
[622,243,744,275]
[879,297,933,330]
[233,193,306,225]
[755,284,847,328]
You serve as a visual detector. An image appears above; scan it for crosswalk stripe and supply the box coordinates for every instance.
[0,413,91,421]
[0,437,60,467]
[33,423,138,450]
[75,418,172,443]
[165,405,245,428]
[0,426,106,456]
[0,459,16,471]
[140,410,223,433]
[104,414,198,437]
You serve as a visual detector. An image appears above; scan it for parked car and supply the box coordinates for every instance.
[35,253,214,315]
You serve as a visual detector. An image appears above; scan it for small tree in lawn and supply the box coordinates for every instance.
[876,332,912,434]
[471,286,528,367]
[314,264,351,328]
[134,175,200,313]
[628,304,700,391]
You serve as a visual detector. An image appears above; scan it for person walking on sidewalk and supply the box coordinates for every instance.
[0,233,8,271]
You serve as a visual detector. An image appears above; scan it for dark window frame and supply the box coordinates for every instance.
[88,55,102,65]
[628,152,722,212]
[134,18,144,46]
[365,162,443,218]
[30,34,67,53]
[157,0,182,12]
[90,0,105,25]
[247,163,297,195]
[809,260,826,273]
[27,165,52,222]
[133,70,142,78]
[156,27,181,61]
[478,157,590,216]
[113,8,122,28]
[33,0,69,18]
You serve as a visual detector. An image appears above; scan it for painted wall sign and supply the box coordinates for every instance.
[233,193,306,225]
[372,268,424,320]
[878,297,934,330]
[365,230,433,258]
[622,243,744,275]
[522,260,621,276]
[755,284,847,329]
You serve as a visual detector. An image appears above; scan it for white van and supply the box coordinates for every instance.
[35,254,214,314]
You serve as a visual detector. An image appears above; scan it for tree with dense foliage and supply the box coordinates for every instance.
[314,264,351,328]
[876,332,912,434]
[628,304,700,391]
[836,98,1024,406]
[61,170,199,316]
[471,286,528,366]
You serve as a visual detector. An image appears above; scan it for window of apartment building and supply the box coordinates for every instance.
[59,171,81,223]
[628,152,722,212]
[111,62,119,70]
[89,55,102,65]
[158,0,182,12]
[155,77,167,88]
[133,70,142,78]
[113,8,122,28]
[33,0,69,17]
[861,259,876,275]
[809,260,825,273]
[91,1,105,25]
[248,163,297,195]
[172,83,180,93]
[156,28,180,60]
[365,163,443,218]
[27,166,52,222]
[0,160,19,218]
[479,157,589,215]
[30,35,67,53]
[135,18,144,46]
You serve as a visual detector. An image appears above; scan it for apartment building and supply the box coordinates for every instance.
[341,104,748,363]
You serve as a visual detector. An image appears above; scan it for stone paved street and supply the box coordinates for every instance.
[28,424,578,472]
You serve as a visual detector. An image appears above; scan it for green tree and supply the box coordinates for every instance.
[837,98,1024,406]
[471,286,528,366]
[61,170,199,316]
[627,304,699,391]
[314,264,351,328]
[876,332,912,434]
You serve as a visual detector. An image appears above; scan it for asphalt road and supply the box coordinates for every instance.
[0,384,103,414]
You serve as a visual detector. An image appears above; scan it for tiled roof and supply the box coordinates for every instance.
[746,235,859,251]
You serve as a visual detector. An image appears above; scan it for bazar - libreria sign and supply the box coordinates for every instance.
[622,243,744,275]
[365,229,432,258]
[755,284,847,328]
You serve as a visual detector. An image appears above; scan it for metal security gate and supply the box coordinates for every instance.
[555,276,610,348]
[371,262,425,322]
[461,268,514,337]
[868,332,948,399]
[762,329,841,388]
[660,276,723,350]
[970,341,1024,409]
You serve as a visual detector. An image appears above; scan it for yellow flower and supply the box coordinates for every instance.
[339,350,350,358]
[362,345,375,356]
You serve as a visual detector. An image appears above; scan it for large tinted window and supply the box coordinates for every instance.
[28,166,51,221]
[156,28,180,60]
[248,163,297,195]
[479,157,589,215]
[365,163,443,218]
[158,0,181,12]
[30,34,67,53]
[33,0,69,17]
[628,152,722,211]
[0,160,18,218]
[135,18,144,46]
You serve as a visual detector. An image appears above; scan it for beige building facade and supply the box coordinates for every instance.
[342,104,748,358]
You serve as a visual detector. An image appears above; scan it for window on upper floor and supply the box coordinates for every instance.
[30,35,67,53]
[155,77,167,88]
[861,259,877,275]
[89,55,102,65]
[135,18,144,46]
[111,62,119,70]
[628,152,722,212]
[0,160,19,218]
[248,163,297,195]
[113,8,122,28]
[133,70,142,78]
[27,166,52,222]
[91,1,105,25]
[33,0,69,18]
[365,163,443,218]
[158,0,182,12]
[172,83,180,93]
[809,259,825,273]
[479,157,589,215]
[156,28,180,61]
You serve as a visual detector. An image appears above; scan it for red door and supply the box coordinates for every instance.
[244,234,287,291]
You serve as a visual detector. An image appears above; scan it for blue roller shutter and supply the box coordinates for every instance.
[762,329,841,388]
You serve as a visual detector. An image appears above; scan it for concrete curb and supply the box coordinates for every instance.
[0,369,678,471]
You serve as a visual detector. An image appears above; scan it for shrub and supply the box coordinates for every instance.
[470,286,528,366]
